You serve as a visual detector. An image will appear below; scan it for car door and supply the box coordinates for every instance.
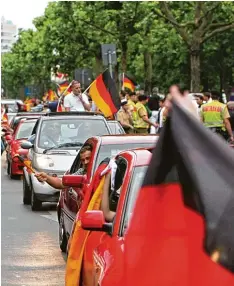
[82,156,131,286]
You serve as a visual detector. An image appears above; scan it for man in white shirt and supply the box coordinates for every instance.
[64,81,91,111]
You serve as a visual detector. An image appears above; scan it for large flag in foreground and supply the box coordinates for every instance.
[89,70,121,118]
[123,100,234,285]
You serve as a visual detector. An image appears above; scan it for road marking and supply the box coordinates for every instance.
[40,211,58,223]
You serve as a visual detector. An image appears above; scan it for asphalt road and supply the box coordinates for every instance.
[1,153,66,286]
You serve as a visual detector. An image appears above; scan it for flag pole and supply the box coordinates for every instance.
[58,80,74,99]
[82,68,108,95]
[122,72,125,91]
[82,80,95,95]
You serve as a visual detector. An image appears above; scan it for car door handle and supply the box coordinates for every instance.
[68,189,78,200]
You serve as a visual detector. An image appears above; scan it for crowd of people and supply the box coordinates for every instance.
[2,80,234,143]
[117,88,234,142]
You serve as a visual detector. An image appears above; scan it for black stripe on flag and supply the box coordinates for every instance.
[102,70,121,110]
[143,100,234,273]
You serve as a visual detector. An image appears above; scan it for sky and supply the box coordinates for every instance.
[1,0,52,30]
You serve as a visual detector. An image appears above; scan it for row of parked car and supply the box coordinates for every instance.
[3,110,159,285]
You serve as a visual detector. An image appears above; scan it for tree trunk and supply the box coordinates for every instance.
[94,55,103,77]
[121,41,127,73]
[190,42,201,92]
[144,51,152,95]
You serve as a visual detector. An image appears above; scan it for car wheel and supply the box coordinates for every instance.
[7,160,10,175]
[23,175,31,205]
[9,161,17,179]
[59,212,67,252]
[31,186,42,211]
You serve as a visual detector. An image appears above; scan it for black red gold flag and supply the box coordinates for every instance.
[123,100,234,285]
[89,70,120,117]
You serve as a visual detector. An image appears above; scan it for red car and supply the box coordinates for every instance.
[6,118,37,178]
[70,149,152,286]
[57,135,158,252]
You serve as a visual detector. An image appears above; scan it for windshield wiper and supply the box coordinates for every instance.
[43,142,83,154]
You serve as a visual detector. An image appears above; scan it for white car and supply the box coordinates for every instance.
[21,112,113,211]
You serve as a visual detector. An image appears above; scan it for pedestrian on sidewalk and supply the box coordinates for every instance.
[134,95,158,134]
[117,99,134,134]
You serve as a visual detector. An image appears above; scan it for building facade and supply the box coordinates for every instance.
[1,17,17,53]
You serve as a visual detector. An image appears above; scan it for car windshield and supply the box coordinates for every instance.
[38,118,110,149]
[95,142,154,171]
[15,121,36,140]
[122,166,148,233]
[5,103,17,113]
[107,121,125,134]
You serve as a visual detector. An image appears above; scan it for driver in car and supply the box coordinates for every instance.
[40,122,62,148]
[35,145,92,189]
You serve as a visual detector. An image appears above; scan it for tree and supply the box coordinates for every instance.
[155,1,234,92]
[2,1,234,98]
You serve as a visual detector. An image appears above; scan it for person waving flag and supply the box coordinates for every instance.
[123,86,234,285]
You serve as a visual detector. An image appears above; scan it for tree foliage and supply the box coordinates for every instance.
[2,1,234,98]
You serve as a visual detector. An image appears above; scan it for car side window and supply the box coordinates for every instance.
[109,157,127,213]
[70,152,82,174]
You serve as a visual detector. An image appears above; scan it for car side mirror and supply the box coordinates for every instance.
[28,134,36,144]
[21,141,33,149]
[62,174,86,187]
[81,210,113,233]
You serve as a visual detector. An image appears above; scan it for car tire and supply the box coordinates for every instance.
[9,161,17,179]
[23,175,31,205]
[31,186,42,211]
[7,160,10,175]
[59,212,67,252]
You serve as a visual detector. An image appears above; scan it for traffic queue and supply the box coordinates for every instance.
[1,82,234,286]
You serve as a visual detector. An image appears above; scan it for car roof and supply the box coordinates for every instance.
[133,149,152,166]
[43,111,105,118]
[98,134,158,145]
[19,118,37,123]
[118,148,152,166]
[41,114,105,121]
[2,99,23,103]
[16,112,43,117]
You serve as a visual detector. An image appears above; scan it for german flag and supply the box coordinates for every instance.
[43,90,58,102]
[58,81,72,96]
[89,70,121,118]
[123,101,234,285]
[123,74,136,92]
[65,159,110,285]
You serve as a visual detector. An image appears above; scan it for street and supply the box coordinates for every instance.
[1,154,66,286]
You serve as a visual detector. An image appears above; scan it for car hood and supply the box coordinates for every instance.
[32,149,79,173]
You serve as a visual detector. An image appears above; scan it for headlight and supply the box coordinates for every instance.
[35,156,54,169]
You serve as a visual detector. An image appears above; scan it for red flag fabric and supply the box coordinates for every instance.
[89,70,121,118]
[123,74,136,92]
[123,100,234,285]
